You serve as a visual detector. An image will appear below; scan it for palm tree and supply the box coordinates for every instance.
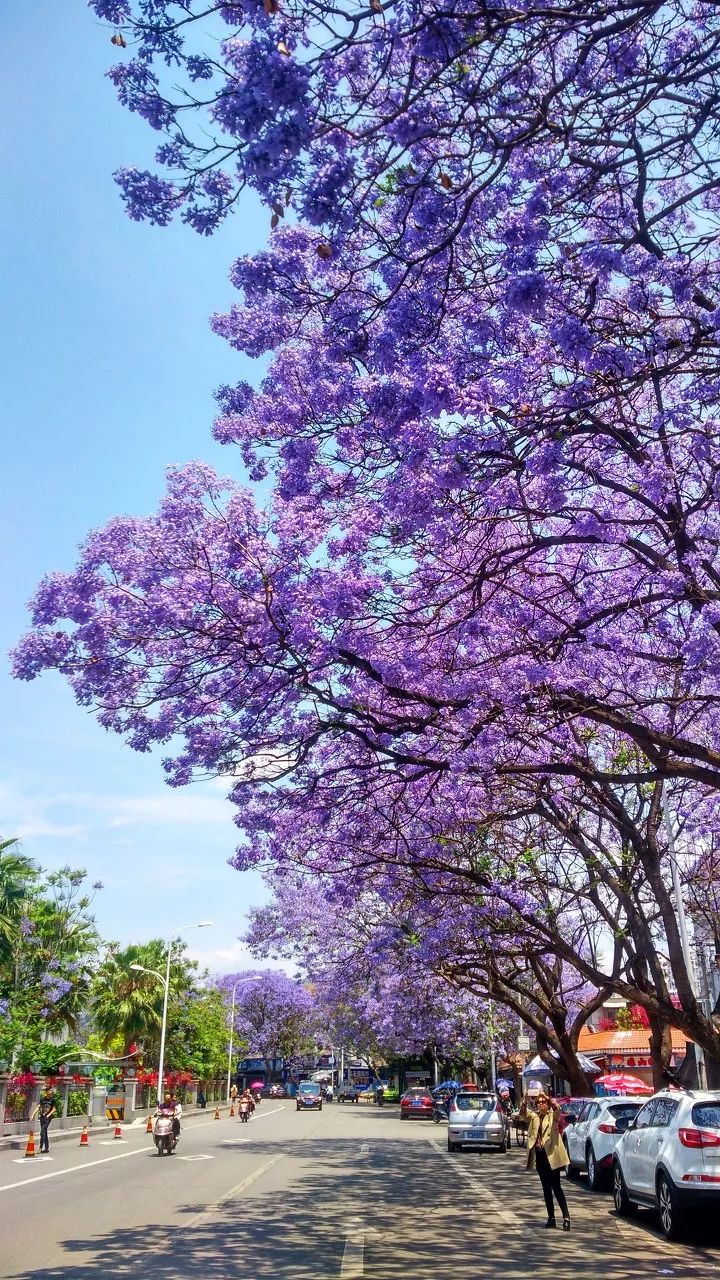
[91,942,167,1056]
[91,940,197,1060]
[0,838,37,973]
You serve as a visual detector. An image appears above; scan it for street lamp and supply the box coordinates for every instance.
[226,975,262,1102]
[130,920,212,1107]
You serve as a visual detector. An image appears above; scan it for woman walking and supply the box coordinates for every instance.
[526,1094,571,1231]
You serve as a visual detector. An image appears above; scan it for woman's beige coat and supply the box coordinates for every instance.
[525,1108,570,1171]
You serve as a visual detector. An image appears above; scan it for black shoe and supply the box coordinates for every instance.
[544,1219,556,1228]
[562,1219,571,1232]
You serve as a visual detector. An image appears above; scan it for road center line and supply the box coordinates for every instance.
[180,1153,286,1232]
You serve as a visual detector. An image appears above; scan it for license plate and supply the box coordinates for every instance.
[464,1130,485,1140]
[412,1101,422,1107]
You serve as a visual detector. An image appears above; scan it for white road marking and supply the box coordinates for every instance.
[181,1153,286,1231]
[12,1156,52,1164]
[359,1143,370,1155]
[340,1230,365,1277]
[0,1106,288,1195]
[177,1154,215,1162]
[427,1139,521,1227]
[99,1139,128,1145]
[0,1145,148,1192]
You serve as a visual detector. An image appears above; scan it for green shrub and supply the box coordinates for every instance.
[68,1089,90,1116]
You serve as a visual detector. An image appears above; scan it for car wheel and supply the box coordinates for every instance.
[447,1140,458,1152]
[586,1146,602,1191]
[400,1112,407,1120]
[566,1161,581,1180]
[319,1104,323,1111]
[612,1162,636,1216]
[296,1105,300,1111]
[499,1141,507,1154]
[657,1174,683,1241]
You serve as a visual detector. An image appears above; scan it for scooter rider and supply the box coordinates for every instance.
[161,1093,182,1142]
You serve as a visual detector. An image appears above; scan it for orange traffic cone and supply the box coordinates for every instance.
[214,1106,220,1120]
[229,1103,235,1117]
[79,1125,89,1147]
[113,1124,123,1139]
[146,1114,153,1133]
[24,1130,36,1158]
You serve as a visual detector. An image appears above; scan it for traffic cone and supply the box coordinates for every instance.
[214,1106,220,1120]
[79,1125,89,1147]
[114,1124,123,1139]
[146,1114,153,1133]
[24,1130,36,1158]
[229,1103,235,1117]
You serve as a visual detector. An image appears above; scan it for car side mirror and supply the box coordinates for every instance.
[565,1115,577,1125]
[624,1118,636,1132]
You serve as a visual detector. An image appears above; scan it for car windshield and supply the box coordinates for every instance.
[406,1088,429,1097]
[299,1084,320,1095]
[692,1102,720,1128]
[455,1095,494,1112]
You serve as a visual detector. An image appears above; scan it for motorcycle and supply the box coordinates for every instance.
[153,1112,178,1155]
[432,1096,450,1124]
[238,1100,251,1123]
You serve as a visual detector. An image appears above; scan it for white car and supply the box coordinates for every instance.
[447,1091,507,1153]
[612,1090,720,1239]
[565,1096,646,1190]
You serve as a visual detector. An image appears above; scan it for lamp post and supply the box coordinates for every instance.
[130,920,212,1107]
[226,975,262,1102]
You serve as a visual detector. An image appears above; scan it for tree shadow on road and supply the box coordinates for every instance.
[6,1138,720,1280]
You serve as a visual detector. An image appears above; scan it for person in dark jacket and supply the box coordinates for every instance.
[32,1086,57,1154]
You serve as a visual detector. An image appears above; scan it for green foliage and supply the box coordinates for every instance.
[0,851,101,1069]
[90,939,198,1060]
[165,987,236,1080]
[67,1088,90,1116]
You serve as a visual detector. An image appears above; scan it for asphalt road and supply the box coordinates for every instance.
[1,1103,719,1279]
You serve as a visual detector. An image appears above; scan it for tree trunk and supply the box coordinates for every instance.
[648,1012,673,1091]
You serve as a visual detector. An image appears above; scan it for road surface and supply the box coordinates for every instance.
[1,1102,719,1278]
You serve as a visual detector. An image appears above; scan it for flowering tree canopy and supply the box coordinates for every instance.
[11,0,720,1078]
[216,968,317,1067]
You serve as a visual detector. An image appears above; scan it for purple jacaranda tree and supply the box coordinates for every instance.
[247,879,517,1084]
[247,867,603,1092]
[12,0,720,1088]
[215,968,317,1078]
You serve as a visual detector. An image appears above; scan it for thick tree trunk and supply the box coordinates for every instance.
[648,1013,673,1091]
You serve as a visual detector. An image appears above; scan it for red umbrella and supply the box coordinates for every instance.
[595,1072,653,1094]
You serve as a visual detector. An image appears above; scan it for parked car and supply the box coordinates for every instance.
[558,1098,591,1137]
[447,1091,507,1152]
[565,1096,645,1189]
[400,1087,435,1120]
[613,1090,720,1239]
[296,1081,323,1112]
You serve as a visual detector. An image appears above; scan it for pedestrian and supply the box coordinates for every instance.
[230,1084,238,1103]
[526,1093,571,1231]
[197,1088,207,1109]
[32,1084,57,1154]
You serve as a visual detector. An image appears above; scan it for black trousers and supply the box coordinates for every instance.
[535,1147,568,1220]
[39,1116,51,1152]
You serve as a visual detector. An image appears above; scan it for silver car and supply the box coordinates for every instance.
[447,1091,507,1153]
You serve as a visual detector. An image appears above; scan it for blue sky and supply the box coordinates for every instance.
[1,1,275,971]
